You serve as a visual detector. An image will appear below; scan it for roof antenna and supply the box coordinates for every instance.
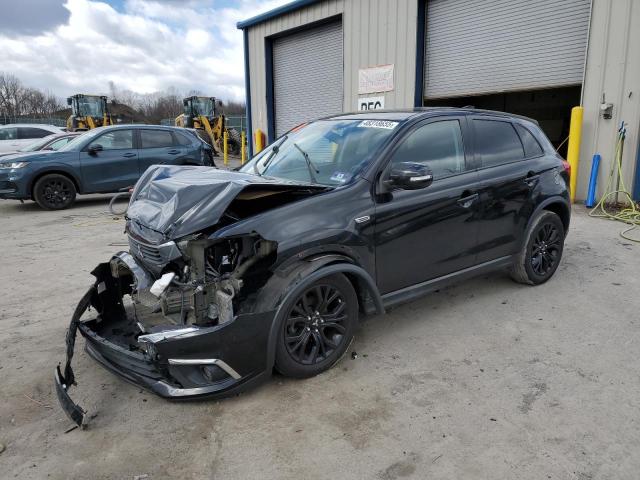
[462,105,475,109]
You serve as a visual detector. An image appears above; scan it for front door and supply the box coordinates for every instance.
[374,117,481,294]
[79,129,139,192]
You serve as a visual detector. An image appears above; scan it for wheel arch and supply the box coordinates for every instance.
[261,258,384,372]
[523,197,570,246]
[29,169,82,198]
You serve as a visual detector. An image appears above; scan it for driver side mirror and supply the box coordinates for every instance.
[387,162,433,190]
[88,144,103,155]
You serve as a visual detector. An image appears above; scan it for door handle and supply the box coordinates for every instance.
[457,192,479,208]
[524,172,540,186]
[167,149,180,155]
[122,152,136,158]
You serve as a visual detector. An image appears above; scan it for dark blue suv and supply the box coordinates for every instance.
[0,124,214,209]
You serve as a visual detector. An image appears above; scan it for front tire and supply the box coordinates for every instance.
[510,211,565,285]
[275,273,357,378]
[33,174,77,210]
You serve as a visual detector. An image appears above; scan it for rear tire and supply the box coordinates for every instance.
[33,174,77,210]
[275,273,357,378]
[510,211,565,285]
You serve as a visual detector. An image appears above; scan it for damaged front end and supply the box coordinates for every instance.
[56,235,278,427]
[56,166,329,426]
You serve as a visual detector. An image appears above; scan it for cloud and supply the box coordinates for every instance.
[0,0,292,102]
[0,0,70,35]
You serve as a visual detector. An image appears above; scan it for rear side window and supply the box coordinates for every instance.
[174,132,194,146]
[0,127,17,140]
[473,120,524,168]
[391,119,466,179]
[18,127,52,139]
[140,130,174,148]
[515,124,544,157]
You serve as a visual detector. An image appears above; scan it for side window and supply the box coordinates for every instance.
[140,130,174,148]
[174,132,193,146]
[0,128,17,140]
[18,127,52,139]
[515,124,544,157]
[89,130,133,150]
[390,120,466,179]
[473,120,525,168]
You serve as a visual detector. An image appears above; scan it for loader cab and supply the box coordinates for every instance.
[183,96,218,120]
[66,94,111,131]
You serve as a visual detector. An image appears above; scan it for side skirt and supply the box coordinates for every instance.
[381,256,513,310]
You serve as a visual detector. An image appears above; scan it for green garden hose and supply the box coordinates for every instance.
[588,122,640,242]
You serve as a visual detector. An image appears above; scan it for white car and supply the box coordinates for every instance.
[0,124,64,153]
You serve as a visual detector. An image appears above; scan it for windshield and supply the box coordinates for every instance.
[190,98,214,117]
[240,119,399,186]
[78,97,104,117]
[19,135,57,152]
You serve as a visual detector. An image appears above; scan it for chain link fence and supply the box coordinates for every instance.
[0,116,67,127]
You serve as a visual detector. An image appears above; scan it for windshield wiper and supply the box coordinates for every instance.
[255,136,287,176]
[293,142,319,184]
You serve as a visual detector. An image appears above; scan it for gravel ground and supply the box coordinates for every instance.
[0,196,638,480]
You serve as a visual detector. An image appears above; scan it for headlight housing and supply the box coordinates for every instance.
[0,161,29,169]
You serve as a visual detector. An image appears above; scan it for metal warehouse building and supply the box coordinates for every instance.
[238,0,640,201]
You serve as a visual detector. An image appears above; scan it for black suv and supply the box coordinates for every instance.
[56,109,570,426]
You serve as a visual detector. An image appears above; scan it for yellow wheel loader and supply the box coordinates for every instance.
[175,96,240,155]
[66,94,113,131]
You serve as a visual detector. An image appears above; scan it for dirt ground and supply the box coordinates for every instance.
[0,197,638,480]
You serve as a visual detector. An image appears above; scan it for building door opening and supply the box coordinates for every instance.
[425,85,581,159]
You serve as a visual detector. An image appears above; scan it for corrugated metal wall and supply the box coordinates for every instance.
[273,21,343,136]
[577,0,640,201]
[424,0,591,99]
[246,0,418,138]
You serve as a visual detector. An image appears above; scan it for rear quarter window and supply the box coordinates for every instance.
[473,119,524,168]
[515,124,544,157]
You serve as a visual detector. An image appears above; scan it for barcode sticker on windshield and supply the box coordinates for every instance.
[357,120,399,130]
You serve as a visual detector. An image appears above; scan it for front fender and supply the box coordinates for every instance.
[254,262,384,372]
[28,162,83,193]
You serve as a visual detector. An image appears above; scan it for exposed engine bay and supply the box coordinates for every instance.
[119,234,278,332]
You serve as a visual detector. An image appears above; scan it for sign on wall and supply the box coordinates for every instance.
[358,64,394,94]
[358,96,385,110]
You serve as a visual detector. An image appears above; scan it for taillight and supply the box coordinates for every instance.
[561,160,571,179]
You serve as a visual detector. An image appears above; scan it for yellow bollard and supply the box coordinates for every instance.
[241,131,246,165]
[255,129,264,154]
[223,130,229,166]
[567,106,583,203]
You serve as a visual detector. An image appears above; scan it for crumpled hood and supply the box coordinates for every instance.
[126,165,328,240]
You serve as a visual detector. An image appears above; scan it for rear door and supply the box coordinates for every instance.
[374,116,481,294]
[79,129,139,192]
[472,118,544,262]
[138,129,184,174]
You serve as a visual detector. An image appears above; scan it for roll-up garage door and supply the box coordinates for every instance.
[424,0,591,99]
[273,20,343,137]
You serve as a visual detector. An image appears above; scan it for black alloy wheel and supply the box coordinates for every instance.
[510,211,565,285]
[284,284,347,365]
[530,222,562,276]
[33,174,77,210]
[276,273,357,378]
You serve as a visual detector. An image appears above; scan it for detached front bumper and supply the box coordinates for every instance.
[55,255,276,427]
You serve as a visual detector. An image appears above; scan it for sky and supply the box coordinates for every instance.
[0,0,292,102]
